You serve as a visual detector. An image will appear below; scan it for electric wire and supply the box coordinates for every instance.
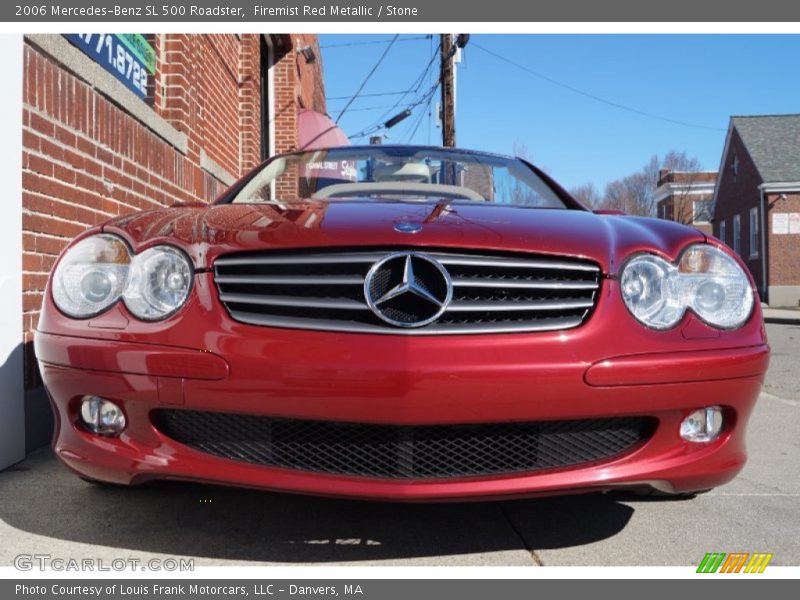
[326,90,412,101]
[321,35,428,49]
[471,42,724,132]
[335,35,399,124]
[404,85,438,143]
[347,43,442,140]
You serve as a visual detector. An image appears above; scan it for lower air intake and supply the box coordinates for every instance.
[153,410,655,480]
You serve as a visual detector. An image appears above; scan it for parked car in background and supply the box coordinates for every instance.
[35,145,769,500]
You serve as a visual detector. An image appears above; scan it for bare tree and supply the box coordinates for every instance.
[598,151,703,218]
[600,165,654,216]
[569,182,602,208]
[512,140,551,174]
[512,140,531,161]
[659,150,703,225]
[601,179,628,213]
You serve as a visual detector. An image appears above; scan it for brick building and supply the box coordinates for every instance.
[654,169,717,235]
[711,115,800,307]
[17,33,330,451]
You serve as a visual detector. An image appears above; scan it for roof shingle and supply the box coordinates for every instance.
[732,114,800,183]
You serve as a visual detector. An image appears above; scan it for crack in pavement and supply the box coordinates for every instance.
[496,503,543,566]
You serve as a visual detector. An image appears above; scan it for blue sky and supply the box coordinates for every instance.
[320,34,800,191]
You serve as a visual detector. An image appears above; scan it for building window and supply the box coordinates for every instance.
[658,202,667,219]
[719,220,726,243]
[733,214,741,254]
[692,199,712,224]
[749,207,759,258]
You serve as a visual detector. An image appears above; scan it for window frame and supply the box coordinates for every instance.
[692,199,712,224]
[748,206,759,258]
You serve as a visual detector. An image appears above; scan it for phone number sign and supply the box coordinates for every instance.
[64,34,155,99]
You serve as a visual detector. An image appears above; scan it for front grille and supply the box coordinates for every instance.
[214,248,601,334]
[153,410,655,480]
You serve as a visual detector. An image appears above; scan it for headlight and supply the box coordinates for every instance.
[52,235,131,318]
[52,235,192,320]
[620,244,754,330]
[124,246,193,320]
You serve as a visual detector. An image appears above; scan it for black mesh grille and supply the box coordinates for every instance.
[213,248,601,335]
[153,410,655,480]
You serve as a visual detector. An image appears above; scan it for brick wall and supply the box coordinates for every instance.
[21,34,326,389]
[655,170,716,236]
[712,128,764,296]
[656,194,713,236]
[293,34,326,113]
[765,192,800,290]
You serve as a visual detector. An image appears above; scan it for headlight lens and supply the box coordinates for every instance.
[620,244,754,330]
[124,246,193,320]
[52,235,131,318]
[52,235,192,320]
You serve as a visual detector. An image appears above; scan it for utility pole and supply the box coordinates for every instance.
[440,34,456,148]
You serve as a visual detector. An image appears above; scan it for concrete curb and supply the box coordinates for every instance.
[764,317,800,325]
[763,309,800,325]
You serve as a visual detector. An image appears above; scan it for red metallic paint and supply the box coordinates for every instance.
[35,194,770,501]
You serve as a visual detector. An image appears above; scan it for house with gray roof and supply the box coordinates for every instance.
[711,114,800,307]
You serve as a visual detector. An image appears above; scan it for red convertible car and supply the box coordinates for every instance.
[35,145,769,500]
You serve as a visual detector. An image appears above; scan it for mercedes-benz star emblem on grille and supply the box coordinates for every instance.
[364,252,453,328]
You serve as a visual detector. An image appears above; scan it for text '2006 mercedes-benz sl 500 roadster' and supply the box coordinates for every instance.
[35,145,769,501]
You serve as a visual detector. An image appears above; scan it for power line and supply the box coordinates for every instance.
[335,35,399,124]
[398,88,434,143]
[376,42,439,121]
[326,90,411,101]
[328,104,396,112]
[348,81,440,140]
[471,42,725,132]
[404,86,438,143]
[347,42,441,139]
[321,35,428,49]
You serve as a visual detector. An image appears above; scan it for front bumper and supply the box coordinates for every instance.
[36,325,769,501]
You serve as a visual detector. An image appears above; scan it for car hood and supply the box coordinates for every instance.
[102,200,706,274]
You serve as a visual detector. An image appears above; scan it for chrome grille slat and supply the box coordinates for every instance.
[451,278,599,290]
[214,248,601,335]
[215,252,384,266]
[448,298,595,312]
[219,293,367,311]
[215,275,364,285]
[225,310,587,335]
[431,255,600,272]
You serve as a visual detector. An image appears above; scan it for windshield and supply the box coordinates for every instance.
[225,146,569,209]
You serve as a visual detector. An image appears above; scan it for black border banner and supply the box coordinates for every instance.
[4,579,798,600]
[5,0,800,22]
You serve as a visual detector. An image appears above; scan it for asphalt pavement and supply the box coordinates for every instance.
[1,323,798,567]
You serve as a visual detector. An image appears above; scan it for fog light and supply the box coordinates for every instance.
[680,407,723,442]
[80,396,126,436]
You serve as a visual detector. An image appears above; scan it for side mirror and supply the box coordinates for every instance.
[593,209,626,216]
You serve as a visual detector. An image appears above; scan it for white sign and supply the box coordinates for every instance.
[773,213,789,234]
[790,213,800,235]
